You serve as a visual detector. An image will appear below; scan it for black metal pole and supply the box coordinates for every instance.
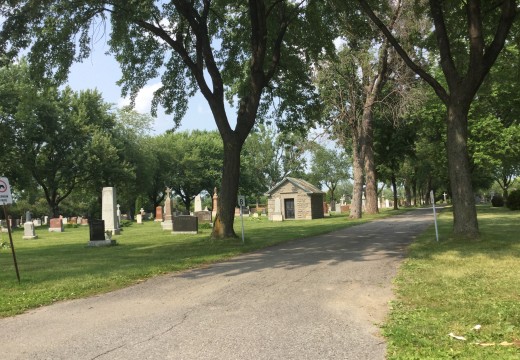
[3,204,20,283]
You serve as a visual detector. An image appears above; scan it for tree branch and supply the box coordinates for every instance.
[357,0,449,104]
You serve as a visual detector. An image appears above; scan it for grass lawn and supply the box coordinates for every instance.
[0,209,402,318]
[384,205,520,359]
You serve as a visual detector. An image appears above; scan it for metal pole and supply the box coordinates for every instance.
[240,206,245,244]
[3,203,20,283]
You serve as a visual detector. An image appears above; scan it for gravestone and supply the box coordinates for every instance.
[69,217,77,225]
[43,216,48,225]
[172,215,198,234]
[77,216,83,225]
[102,187,120,235]
[271,197,283,221]
[0,220,8,233]
[162,187,174,231]
[62,217,68,225]
[32,219,42,227]
[323,202,330,217]
[330,200,336,212]
[155,206,163,222]
[8,216,17,229]
[49,218,64,232]
[194,194,202,212]
[136,214,143,224]
[88,219,116,247]
[194,210,212,223]
[89,219,105,241]
[23,221,38,239]
[81,218,89,226]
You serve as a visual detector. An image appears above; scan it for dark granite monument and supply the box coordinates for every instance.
[172,215,198,234]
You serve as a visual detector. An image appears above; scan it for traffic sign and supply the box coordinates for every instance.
[0,177,13,204]
[237,195,246,207]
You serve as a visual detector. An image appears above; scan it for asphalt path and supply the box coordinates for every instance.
[2,208,435,360]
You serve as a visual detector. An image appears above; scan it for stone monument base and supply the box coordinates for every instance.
[88,240,117,247]
[161,220,173,231]
[272,213,283,221]
[106,228,121,235]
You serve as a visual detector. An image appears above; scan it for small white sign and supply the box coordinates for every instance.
[0,177,13,204]
[237,195,246,207]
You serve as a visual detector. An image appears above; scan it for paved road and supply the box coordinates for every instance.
[2,208,434,360]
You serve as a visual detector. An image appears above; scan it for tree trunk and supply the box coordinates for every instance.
[446,102,479,238]
[211,140,242,239]
[349,133,364,219]
[391,173,399,210]
[363,109,378,214]
[404,181,412,207]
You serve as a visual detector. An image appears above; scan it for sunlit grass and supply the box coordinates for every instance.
[384,205,520,359]
[0,208,404,317]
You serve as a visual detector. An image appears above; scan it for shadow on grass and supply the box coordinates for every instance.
[405,205,520,261]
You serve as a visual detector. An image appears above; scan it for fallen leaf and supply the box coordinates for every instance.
[475,342,495,347]
[449,332,467,341]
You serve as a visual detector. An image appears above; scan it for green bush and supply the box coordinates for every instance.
[507,189,520,210]
[491,194,504,207]
[199,222,212,229]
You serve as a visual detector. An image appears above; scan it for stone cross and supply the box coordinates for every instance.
[443,192,447,203]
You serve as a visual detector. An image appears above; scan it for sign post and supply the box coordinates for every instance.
[0,177,20,283]
[430,190,439,242]
[238,195,246,244]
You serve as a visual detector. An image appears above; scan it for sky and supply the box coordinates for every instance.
[66,48,224,135]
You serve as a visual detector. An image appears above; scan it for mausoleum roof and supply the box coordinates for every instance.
[265,177,325,196]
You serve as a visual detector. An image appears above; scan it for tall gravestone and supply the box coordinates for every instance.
[212,187,218,219]
[102,187,120,235]
[162,187,174,231]
[194,194,202,212]
[271,197,283,221]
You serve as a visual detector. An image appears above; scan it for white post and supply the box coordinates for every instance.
[238,195,245,244]
[430,190,439,242]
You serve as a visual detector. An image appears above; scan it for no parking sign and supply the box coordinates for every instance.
[0,177,13,204]
[0,177,20,282]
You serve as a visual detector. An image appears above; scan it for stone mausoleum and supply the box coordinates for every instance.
[265,177,325,221]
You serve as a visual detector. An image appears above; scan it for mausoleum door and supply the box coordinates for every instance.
[284,199,295,219]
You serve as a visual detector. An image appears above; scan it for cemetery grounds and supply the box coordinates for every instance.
[0,206,519,359]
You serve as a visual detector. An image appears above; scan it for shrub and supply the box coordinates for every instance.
[507,190,520,210]
[491,194,504,207]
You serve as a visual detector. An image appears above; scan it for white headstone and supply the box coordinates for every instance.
[272,197,283,221]
[23,222,38,239]
[385,199,390,208]
[136,214,143,224]
[194,195,202,212]
[102,187,120,235]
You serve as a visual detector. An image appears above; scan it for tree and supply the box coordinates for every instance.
[1,1,333,238]
[152,130,223,211]
[0,62,122,216]
[358,0,517,238]
[308,144,350,203]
